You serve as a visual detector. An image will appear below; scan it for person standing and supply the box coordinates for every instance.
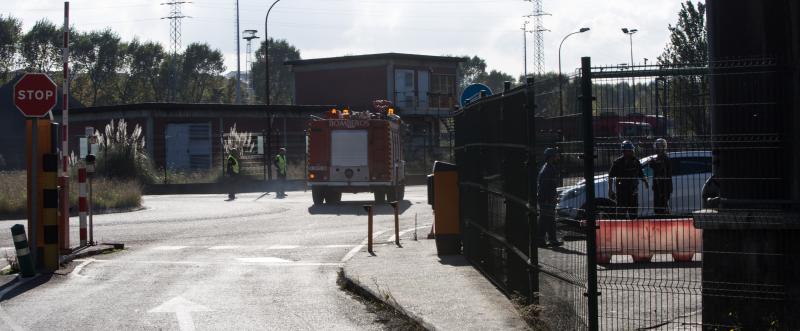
[608,141,649,219]
[226,148,240,200]
[537,148,563,247]
[274,147,288,198]
[650,138,672,214]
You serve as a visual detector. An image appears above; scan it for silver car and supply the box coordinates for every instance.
[557,151,712,219]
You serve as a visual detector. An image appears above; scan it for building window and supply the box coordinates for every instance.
[429,74,456,109]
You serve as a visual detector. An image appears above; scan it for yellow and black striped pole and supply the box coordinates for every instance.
[41,153,59,272]
[10,224,35,277]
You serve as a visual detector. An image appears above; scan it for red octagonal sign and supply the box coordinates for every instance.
[13,73,58,118]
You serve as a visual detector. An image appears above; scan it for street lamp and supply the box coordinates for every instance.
[558,27,590,117]
[264,0,281,105]
[621,28,638,66]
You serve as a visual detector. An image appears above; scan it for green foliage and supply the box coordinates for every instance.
[181,42,226,102]
[658,1,707,65]
[20,19,61,73]
[3,17,298,107]
[0,15,22,84]
[251,38,301,105]
[657,1,709,135]
[456,55,517,96]
[94,119,157,183]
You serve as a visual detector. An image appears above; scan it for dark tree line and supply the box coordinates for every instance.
[0,16,299,106]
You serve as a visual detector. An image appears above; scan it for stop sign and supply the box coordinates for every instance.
[13,73,58,118]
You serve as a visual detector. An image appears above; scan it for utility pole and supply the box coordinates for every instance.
[161,1,191,102]
[521,21,533,78]
[243,30,260,104]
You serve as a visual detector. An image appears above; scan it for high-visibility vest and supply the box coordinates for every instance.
[227,154,240,174]
[275,154,287,175]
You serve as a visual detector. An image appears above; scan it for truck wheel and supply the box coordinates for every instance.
[374,190,386,203]
[327,191,342,204]
[312,189,324,205]
[387,184,405,202]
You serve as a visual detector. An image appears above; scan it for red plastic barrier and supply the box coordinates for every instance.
[595,218,702,264]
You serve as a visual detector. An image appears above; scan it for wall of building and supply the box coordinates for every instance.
[294,66,387,110]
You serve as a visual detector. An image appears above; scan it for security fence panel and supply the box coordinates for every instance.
[455,83,537,306]
[456,56,792,330]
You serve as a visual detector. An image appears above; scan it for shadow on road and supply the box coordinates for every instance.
[0,274,53,302]
[438,254,470,267]
[307,200,412,215]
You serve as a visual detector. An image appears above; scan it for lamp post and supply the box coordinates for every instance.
[622,28,638,114]
[558,27,590,117]
[621,28,638,66]
[264,0,281,105]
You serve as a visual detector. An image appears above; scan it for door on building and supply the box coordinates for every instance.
[166,123,212,171]
[394,69,415,110]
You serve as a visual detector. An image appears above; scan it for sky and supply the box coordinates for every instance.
[4,0,685,78]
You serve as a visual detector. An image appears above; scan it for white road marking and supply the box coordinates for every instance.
[207,245,240,250]
[321,244,353,248]
[153,246,189,250]
[236,257,292,263]
[71,258,96,278]
[149,296,211,331]
[267,245,300,250]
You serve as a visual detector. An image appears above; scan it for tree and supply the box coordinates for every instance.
[20,19,61,72]
[658,1,709,135]
[481,70,516,95]
[658,1,707,65]
[117,39,165,103]
[455,55,517,95]
[251,38,301,105]
[84,29,122,105]
[180,43,225,102]
[457,56,487,92]
[0,15,22,83]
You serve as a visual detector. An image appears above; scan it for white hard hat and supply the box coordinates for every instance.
[654,138,667,150]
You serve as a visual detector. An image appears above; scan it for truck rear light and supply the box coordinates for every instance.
[308,173,316,180]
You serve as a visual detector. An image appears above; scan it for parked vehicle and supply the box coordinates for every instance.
[307,101,406,204]
[557,151,712,219]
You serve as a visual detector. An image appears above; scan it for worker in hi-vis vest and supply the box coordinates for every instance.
[226,148,240,200]
[274,147,288,198]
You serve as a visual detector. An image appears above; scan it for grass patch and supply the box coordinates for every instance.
[0,171,26,218]
[337,269,425,331]
[0,171,143,219]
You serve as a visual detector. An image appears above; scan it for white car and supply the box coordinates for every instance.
[557,151,712,219]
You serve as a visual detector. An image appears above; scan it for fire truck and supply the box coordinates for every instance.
[306,100,406,204]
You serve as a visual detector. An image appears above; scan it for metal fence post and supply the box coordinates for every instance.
[581,56,599,331]
[525,76,539,303]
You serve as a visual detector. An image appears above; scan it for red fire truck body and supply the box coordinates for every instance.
[307,110,405,204]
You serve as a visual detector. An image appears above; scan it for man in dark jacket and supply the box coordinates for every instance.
[608,141,648,219]
[538,148,563,247]
[651,138,672,214]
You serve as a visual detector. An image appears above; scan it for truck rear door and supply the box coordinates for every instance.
[330,129,369,181]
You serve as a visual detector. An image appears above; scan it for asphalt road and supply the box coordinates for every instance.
[0,186,433,331]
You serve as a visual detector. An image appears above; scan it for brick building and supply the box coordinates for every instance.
[286,53,466,173]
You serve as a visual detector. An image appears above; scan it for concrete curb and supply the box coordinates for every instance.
[339,267,435,331]
[60,243,123,265]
